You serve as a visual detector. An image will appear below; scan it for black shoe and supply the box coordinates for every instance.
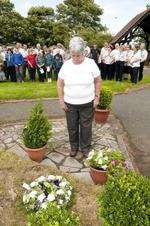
[70,150,77,157]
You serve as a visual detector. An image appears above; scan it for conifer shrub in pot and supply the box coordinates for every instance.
[94,87,113,123]
[22,102,52,162]
[97,167,150,225]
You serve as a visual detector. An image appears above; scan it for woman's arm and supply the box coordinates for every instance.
[94,76,101,108]
[57,78,68,111]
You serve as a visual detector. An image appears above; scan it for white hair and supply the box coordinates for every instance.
[69,36,86,53]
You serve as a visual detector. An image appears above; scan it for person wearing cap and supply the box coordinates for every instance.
[57,36,101,158]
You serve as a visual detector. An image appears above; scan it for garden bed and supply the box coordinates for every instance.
[0,150,102,226]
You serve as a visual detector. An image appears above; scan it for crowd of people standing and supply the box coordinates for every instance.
[0,43,64,82]
[98,42,148,84]
[0,40,148,84]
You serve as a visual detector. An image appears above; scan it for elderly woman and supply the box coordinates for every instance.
[57,37,101,158]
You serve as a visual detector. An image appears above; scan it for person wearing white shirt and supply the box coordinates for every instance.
[84,41,91,57]
[112,44,125,81]
[104,46,114,80]
[34,43,41,54]
[138,43,148,81]
[0,46,7,78]
[110,43,121,81]
[130,44,141,84]
[19,44,28,80]
[124,45,134,80]
[100,42,109,80]
[57,36,101,158]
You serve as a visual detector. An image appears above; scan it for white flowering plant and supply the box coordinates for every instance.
[22,175,73,212]
[86,148,126,171]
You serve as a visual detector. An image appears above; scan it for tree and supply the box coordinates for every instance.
[28,6,54,21]
[56,0,104,31]
[0,0,14,13]
[0,12,33,44]
[0,0,32,44]
[27,6,55,45]
[77,27,112,48]
[52,22,70,46]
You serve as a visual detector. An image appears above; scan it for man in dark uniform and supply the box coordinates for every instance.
[90,44,100,66]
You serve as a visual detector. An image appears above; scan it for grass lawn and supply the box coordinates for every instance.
[0,150,102,226]
[0,75,150,100]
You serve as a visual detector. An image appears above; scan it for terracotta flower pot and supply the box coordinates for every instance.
[26,144,47,163]
[90,167,107,185]
[94,108,110,124]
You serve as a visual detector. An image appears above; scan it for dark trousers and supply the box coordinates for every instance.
[15,65,23,82]
[106,64,113,80]
[3,61,7,79]
[7,66,16,82]
[111,63,115,80]
[37,66,46,82]
[139,62,144,81]
[101,62,107,80]
[115,61,124,81]
[22,61,27,80]
[132,67,139,84]
[54,67,61,80]
[46,67,53,79]
[65,101,94,153]
[28,67,36,81]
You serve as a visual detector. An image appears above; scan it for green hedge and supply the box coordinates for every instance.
[98,87,113,110]
[98,168,150,226]
[27,203,80,226]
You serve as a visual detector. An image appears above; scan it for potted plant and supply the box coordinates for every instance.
[94,87,113,123]
[22,102,52,162]
[85,148,126,185]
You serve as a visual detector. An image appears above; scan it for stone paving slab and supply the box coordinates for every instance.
[0,118,122,184]
[41,158,57,169]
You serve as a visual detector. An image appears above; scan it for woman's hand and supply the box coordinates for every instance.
[94,96,99,108]
[59,99,68,112]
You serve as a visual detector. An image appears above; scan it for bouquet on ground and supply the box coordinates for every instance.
[86,148,128,171]
[22,175,73,212]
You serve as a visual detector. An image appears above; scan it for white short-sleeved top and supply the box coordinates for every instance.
[131,51,141,68]
[58,57,100,105]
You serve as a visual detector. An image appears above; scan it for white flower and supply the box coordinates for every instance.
[67,190,72,196]
[58,199,63,205]
[23,194,30,203]
[98,158,103,165]
[98,151,103,158]
[38,194,46,203]
[102,165,108,170]
[87,150,95,159]
[29,190,38,198]
[37,176,46,182]
[56,189,64,195]
[59,181,67,187]
[103,156,108,161]
[22,175,73,212]
[30,181,38,188]
[48,175,55,181]
[55,176,63,181]
[47,194,55,201]
[22,183,31,191]
[65,196,70,201]
[41,202,48,209]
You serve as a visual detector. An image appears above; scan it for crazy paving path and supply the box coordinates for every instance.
[0,119,119,184]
